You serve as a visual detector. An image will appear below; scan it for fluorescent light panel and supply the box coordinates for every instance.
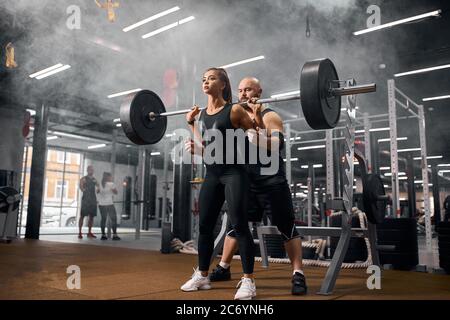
[108,88,142,99]
[380,167,391,170]
[378,137,408,142]
[301,164,323,169]
[47,136,58,141]
[397,148,421,153]
[353,10,441,36]
[395,63,450,78]
[142,16,195,39]
[422,94,450,102]
[123,6,180,32]
[29,63,63,78]
[384,172,406,177]
[35,65,71,80]
[88,144,107,150]
[437,164,450,167]
[220,55,265,69]
[298,145,325,151]
[113,118,120,123]
[414,155,442,160]
[150,152,161,156]
[355,127,390,133]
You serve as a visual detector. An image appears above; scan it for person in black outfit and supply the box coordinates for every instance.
[180,68,258,300]
[208,77,307,295]
[79,165,98,239]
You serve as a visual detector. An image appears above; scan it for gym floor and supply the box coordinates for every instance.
[1,240,449,300]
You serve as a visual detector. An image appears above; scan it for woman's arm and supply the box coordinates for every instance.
[186,106,204,155]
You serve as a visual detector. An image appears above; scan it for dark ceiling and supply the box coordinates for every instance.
[0,0,449,185]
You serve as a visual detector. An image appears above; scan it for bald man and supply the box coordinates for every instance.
[209,77,307,295]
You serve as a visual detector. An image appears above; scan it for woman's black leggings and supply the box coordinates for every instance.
[99,205,118,234]
[198,165,254,274]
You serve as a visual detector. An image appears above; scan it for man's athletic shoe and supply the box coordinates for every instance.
[112,235,121,241]
[234,277,256,300]
[101,235,108,240]
[292,272,307,295]
[87,233,97,239]
[181,268,212,292]
[209,264,231,282]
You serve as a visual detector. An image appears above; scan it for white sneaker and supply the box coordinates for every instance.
[181,268,212,292]
[234,277,256,300]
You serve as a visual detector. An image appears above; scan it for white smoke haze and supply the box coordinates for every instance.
[0,0,400,151]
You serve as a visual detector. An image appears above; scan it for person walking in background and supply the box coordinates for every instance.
[98,172,121,241]
[79,165,98,239]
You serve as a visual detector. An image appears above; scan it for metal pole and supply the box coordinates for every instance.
[136,147,146,240]
[363,112,372,173]
[388,79,400,217]
[58,152,67,228]
[371,132,380,176]
[111,129,117,178]
[285,124,292,187]
[25,102,49,239]
[162,143,169,224]
[18,145,29,237]
[325,129,334,233]
[406,154,416,219]
[431,166,441,224]
[307,164,313,242]
[109,129,117,238]
[418,105,432,256]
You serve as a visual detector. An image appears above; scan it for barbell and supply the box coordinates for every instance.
[119,58,376,145]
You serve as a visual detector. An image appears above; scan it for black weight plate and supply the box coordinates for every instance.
[436,226,450,235]
[437,221,450,228]
[362,174,386,224]
[0,187,20,213]
[438,241,450,250]
[300,58,341,129]
[377,218,417,230]
[377,229,417,242]
[379,252,418,270]
[439,256,450,265]
[120,90,167,145]
[377,239,418,252]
